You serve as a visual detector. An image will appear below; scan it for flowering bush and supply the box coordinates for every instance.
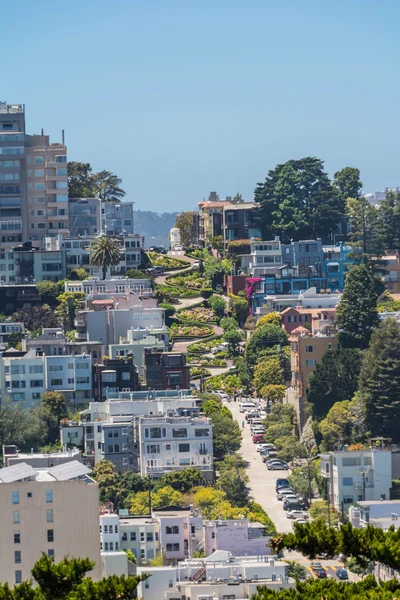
[187,356,227,367]
[166,272,207,289]
[169,323,214,338]
[148,252,190,269]
[179,306,216,323]
[190,367,212,378]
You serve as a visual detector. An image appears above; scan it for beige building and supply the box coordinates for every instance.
[25,134,68,239]
[0,460,101,585]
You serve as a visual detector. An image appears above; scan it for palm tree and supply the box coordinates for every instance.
[90,236,122,280]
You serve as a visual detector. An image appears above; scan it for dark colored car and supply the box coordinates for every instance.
[337,569,349,580]
[315,569,327,579]
[276,478,290,491]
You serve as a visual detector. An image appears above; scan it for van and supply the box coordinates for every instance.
[239,402,256,413]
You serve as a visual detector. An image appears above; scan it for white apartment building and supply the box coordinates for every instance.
[0,349,92,408]
[137,551,292,600]
[99,512,120,553]
[138,414,213,480]
[258,286,341,315]
[154,507,204,562]
[75,304,165,350]
[0,460,101,585]
[64,276,151,295]
[203,519,271,557]
[119,515,160,563]
[349,500,400,530]
[3,447,82,468]
[320,448,393,511]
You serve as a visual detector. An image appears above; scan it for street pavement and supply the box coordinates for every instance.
[226,399,293,533]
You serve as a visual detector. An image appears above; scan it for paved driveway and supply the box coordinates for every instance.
[226,400,293,533]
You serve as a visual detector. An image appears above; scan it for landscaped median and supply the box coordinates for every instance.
[186,336,225,354]
[176,305,217,324]
[169,323,215,340]
[148,252,190,270]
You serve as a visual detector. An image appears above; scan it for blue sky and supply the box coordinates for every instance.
[2,0,400,212]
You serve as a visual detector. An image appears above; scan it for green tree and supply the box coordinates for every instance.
[204,255,229,288]
[307,348,363,419]
[90,236,122,280]
[210,235,224,253]
[0,401,45,452]
[256,312,282,327]
[289,462,322,498]
[67,162,95,198]
[92,170,125,202]
[161,468,204,493]
[359,319,400,441]
[229,295,249,326]
[254,157,344,241]
[201,397,242,458]
[125,269,145,279]
[253,355,284,395]
[217,454,249,507]
[260,384,286,403]
[36,280,60,307]
[37,391,68,445]
[336,264,380,349]
[220,316,238,331]
[318,399,366,451]
[375,189,400,252]
[245,324,289,366]
[333,166,363,200]
[174,211,197,247]
[208,295,227,319]
[223,328,244,351]
[56,292,85,332]
[286,560,307,580]
[130,486,182,514]
[68,268,88,281]
[275,436,307,463]
[308,500,339,525]
[11,305,58,335]
[346,196,380,258]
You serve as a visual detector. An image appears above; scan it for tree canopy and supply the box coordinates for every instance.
[174,211,198,247]
[254,157,344,241]
[336,264,380,349]
[333,166,363,200]
[67,162,125,202]
[245,324,289,366]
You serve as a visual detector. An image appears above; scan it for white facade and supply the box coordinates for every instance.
[64,276,151,295]
[259,286,341,314]
[349,500,400,530]
[321,449,392,510]
[99,513,120,552]
[138,414,213,480]
[170,227,181,250]
[137,552,292,600]
[110,328,167,375]
[0,322,24,346]
[76,305,165,350]
[203,519,272,557]
[0,349,92,408]
[119,516,160,563]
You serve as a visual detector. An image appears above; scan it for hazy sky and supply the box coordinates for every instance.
[2,0,400,212]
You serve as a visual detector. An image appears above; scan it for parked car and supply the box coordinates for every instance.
[174,245,183,251]
[262,453,278,462]
[310,562,322,571]
[268,462,289,470]
[286,510,308,520]
[337,569,349,580]
[276,478,290,491]
[239,402,257,413]
[277,488,295,500]
[280,493,299,503]
[252,435,265,444]
[315,570,328,579]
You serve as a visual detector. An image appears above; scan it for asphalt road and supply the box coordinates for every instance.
[226,399,294,533]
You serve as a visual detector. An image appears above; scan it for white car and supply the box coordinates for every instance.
[174,245,183,251]
[286,510,309,520]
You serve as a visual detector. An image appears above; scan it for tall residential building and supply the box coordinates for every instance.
[0,101,68,247]
[25,133,68,239]
[102,202,134,236]
[0,103,26,246]
[68,197,101,237]
[198,194,261,246]
[0,460,101,585]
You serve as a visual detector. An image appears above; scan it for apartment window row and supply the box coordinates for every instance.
[0,160,20,168]
[101,541,119,551]
[166,543,180,552]
[166,525,179,534]
[121,531,155,542]
[5,365,43,375]
[12,489,52,504]
[101,524,118,534]
[7,380,44,389]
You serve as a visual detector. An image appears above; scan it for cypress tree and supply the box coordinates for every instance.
[336,264,380,349]
[359,318,400,441]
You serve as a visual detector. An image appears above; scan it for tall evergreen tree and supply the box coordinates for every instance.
[359,318,400,441]
[346,196,381,259]
[376,189,400,252]
[333,167,363,200]
[254,157,343,241]
[307,348,363,419]
[336,264,380,349]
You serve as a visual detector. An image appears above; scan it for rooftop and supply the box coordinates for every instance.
[0,460,94,483]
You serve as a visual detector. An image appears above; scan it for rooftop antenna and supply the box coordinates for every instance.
[62,129,65,145]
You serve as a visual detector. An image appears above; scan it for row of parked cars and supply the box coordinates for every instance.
[276,478,309,525]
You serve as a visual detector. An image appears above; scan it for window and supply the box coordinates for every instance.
[122,371,130,380]
[50,379,63,386]
[35,156,45,165]
[14,551,21,564]
[343,496,354,504]
[146,532,153,541]
[56,168,67,176]
[195,428,210,437]
[364,457,372,466]
[27,492,32,498]
[55,155,67,163]
[166,543,173,552]
[305,345,314,353]
[146,445,160,454]
[48,364,63,372]
[166,526,179,534]
[35,169,45,177]
[342,457,361,467]
[76,362,89,370]
[14,531,20,544]
[104,542,109,551]
[343,477,353,486]
[140,532,145,542]
[29,365,43,374]
[30,380,43,388]
[305,359,316,367]
[172,428,187,438]
[140,549,145,559]
[76,377,90,384]
[130,531,136,541]
[173,543,180,551]
[179,443,190,452]
[104,525,108,533]
[47,529,54,543]
[12,491,19,505]
[48,549,54,558]
[109,542,114,550]
[13,511,20,523]
[179,458,190,465]
[11,365,25,375]
[114,525,118,533]
[15,571,22,584]
[121,532,127,541]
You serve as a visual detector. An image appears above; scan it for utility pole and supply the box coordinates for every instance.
[362,471,366,502]
[307,458,313,506]
[326,478,331,527]
[148,472,152,515]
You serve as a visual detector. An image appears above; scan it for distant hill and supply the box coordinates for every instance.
[133,210,179,247]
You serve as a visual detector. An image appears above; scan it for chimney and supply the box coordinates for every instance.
[62,129,65,145]
[41,128,44,136]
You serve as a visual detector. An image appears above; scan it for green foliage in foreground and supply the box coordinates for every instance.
[271,520,400,572]
[4,553,146,599]
[251,576,400,600]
